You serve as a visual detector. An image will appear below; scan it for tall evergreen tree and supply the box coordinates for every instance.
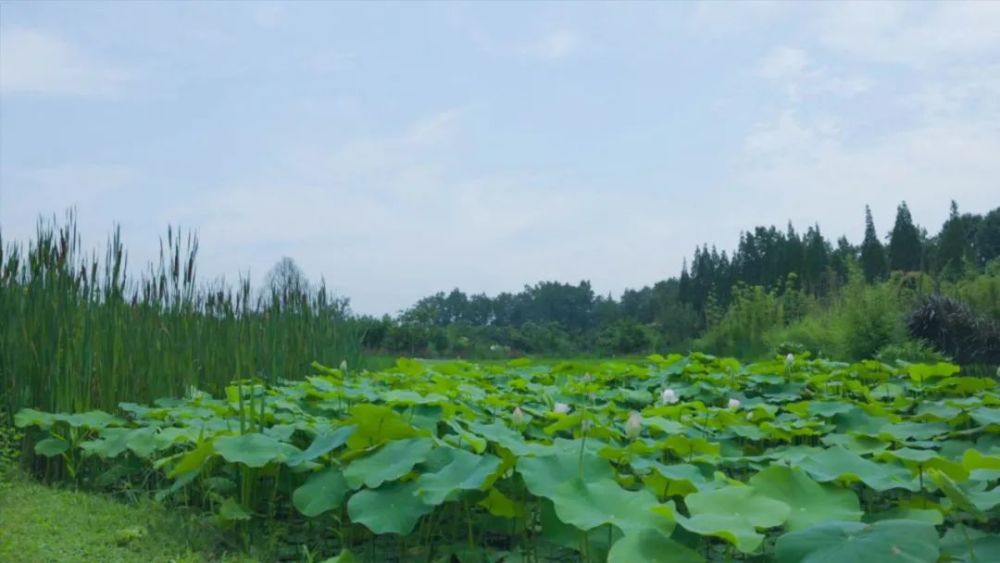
[937,201,969,279]
[888,202,923,272]
[976,207,1000,266]
[860,205,888,282]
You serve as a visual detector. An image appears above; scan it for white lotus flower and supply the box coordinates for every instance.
[626,411,643,439]
[340,360,348,372]
[582,373,593,383]
[728,398,741,409]
[513,406,525,426]
[746,412,754,421]
[660,388,679,405]
[785,353,794,367]
[553,402,571,414]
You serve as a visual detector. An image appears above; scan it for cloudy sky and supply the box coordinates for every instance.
[2,2,998,315]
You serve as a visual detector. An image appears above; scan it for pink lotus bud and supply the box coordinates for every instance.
[513,406,525,426]
[626,411,642,439]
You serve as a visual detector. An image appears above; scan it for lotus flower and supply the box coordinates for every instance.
[553,402,571,414]
[582,373,593,383]
[785,353,794,368]
[581,419,592,432]
[626,411,642,439]
[513,406,525,426]
[728,398,741,409]
[340,360,348,372]
[660,388,679,405]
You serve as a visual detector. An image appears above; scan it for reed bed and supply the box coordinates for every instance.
[0,211,364,421]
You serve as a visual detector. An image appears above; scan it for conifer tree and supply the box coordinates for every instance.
[888,202,923,272]
[860,205,888,282]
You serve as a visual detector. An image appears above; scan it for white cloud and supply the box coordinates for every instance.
[0,162,135,242]
[249,3,286,29]
[516,29,583,60]
[755,46,871,102]
[733,109,1000,241]
[161,108,693,314]
[687,1,785,35]
[0,27,127,97]
[817,2,1000,66]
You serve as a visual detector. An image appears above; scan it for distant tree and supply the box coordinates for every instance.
[263,256,310,295]
[888,202,923,272]
[937,201,970,279]
[860,205,888,282]
[975,207,1000,266]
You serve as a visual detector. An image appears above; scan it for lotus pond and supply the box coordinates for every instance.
[13,354,1000,562]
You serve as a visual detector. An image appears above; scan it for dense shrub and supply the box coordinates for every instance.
[906,294,1000,365]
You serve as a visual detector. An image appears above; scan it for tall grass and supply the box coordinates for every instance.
[0,211,365,420]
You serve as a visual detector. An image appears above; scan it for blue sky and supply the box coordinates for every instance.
[2,1,998,315]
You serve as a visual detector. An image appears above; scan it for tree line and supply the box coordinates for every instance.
[358,201,1000,360]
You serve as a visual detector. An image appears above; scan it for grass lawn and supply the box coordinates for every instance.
[0,471,255,563]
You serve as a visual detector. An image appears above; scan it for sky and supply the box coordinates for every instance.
[1,2,998,315]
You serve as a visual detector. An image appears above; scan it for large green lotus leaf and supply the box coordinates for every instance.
[80,427,132,458]
[15,408,56,430]
[477,487,522,519]
[631,458,712,496]
[125,427,169,458]
[971,408,1000,427]
[940,525,1000,563]
[643,417,686,435]
[539,498,618,561]
[214,433,300,468]
[675,485,790,553]
[34,437,69,457]
[799,447,918,492]
[414,447,500,505]
[929,468,988,520]
[907,362,960,382]
[343,404,418,450]
[963,449,1000,482]
[832,409,891,435]
[346,479,434,535]
[875,422,951,443]
[464,420,533,456]
[167,439,214,477]
[548,476,671,535]
[293,467,350,517]
[819,433,890,455]
[442,419,487,453]
[749,465,861,531]
[965,483,1000,512]
[807,401,855,418]
[607,529,704,563]
[54,410,124,429]
[516,450,614,499]
[343,438,434,489]
[864,507,943,525]
[774,519,939,563]
[876,449,969,481]
[286,425,356,466]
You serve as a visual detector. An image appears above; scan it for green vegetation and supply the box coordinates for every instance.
[13,355,1000,561]
[0,211,364,420]
[355,201,1000,365]
[0,471,253,562]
